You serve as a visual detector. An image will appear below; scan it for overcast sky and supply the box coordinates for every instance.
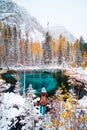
[13,0,87,41]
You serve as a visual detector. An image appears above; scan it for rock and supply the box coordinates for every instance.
[0,79,6,85]
[13,82,20,94]
[0,79,11,93]
[65,70,87,98]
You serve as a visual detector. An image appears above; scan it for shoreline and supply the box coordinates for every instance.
[2,66,87,81]
[5,65,70,71]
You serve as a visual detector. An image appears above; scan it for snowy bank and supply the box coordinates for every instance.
[0,93,25,130]
[0,79,11,93]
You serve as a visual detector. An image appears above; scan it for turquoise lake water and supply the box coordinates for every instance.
[2,69,69,95]
[19,71,58,94]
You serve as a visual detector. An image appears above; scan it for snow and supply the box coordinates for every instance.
[9,65,87,82]
[29,29,45,42]
[49,26,76,43]
[0,79,5,85]
[0,79,11,93]
[76,67,87,81]
[3,92,25,107]
[0,93,25,130]
[0,0,45,42]
[0,91,42,130]
[0,65,87,129]
[79,96,87,108]
[33,97,40,102]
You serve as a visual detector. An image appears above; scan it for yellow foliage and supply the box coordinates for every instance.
[61,111,67,118]
[51,38,58,55]
[68,97,78,106]
[65,128,69,130]
[53,118,58,125]
[69,107,74,111]
[68,97,73,103]
[78,118,83,122]
[0,45,4,57]
[32,41,43,57]
[83,51,87,65]
[84,115,87,119]
[84,51,87,58]
[81,63,86,69]
[71,62,76,68]
[58,35,67,56]
[58,121,65,126]
[82,128,87,130]
[67,111,72,117]
[4,27,9,37]
[62,102,68,109]
[45,122,49,126]
[71,128,75,130]
[73,39,79,50]
[53,121,58,125]
[57,94,64,101]
[49,123,53,128]
[32,42,40,53]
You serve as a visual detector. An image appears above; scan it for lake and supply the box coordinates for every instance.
[19,70,59,94]
[2,69,69,95]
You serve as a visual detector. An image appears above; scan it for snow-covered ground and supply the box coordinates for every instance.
[0,92,41,130]
[76,67,87,81]
[0,93,25,130]
[0,86,87,130]
[79,95,87,108]
[0,79,11,93]
[0,92,87,130]
[9,65,87,82]
[0,66,87,130]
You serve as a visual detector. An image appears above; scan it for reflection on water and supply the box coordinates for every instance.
[2,69,69,95]
[19,71,58,94]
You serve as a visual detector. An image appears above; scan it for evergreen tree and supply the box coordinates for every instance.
[57,35,63,65]
[23,85,36,129]
[79,36,87,54]
[13,25,18,65]
[43,32,52,64]
[29,40,33,66]
[3,25,9,66]
[25,32,30,65]
[65,41,71,67]
[73,39,83,67]
[79,36,85,55]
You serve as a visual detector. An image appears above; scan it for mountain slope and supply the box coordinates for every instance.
[0,0,76,43]
[49,26,76,43]
[0,0,45,41]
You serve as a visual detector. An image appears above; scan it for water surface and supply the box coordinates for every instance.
[19,71,58,94]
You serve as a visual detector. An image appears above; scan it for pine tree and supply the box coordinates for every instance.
[79,36,87,55]
[79,36,85,55]
[57,35,63,65]
[28,40,33,66]
[65,41,71,67]
[73,39,83,67]
[43,32,52,65]
[13,25,18,65]
[23,85,36,129]
[51,38,58,64]
[3,25,9,66]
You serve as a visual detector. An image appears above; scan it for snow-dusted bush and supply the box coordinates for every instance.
[0,92,25,130]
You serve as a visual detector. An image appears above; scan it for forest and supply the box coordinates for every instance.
[0,21,87,69]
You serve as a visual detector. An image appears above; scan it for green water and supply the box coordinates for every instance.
[19,71,58,94]
[2,70,69,95]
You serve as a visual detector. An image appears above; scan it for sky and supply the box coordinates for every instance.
[13,0,87,41]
